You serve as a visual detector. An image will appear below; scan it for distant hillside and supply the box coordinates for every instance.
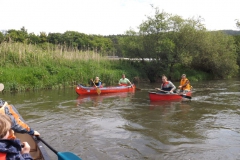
[220,30,240,35]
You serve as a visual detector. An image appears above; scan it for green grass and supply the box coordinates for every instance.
[0,42,141,91]
[0,42,212,91]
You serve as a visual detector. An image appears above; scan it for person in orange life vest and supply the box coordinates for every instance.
[156,75,176,93]
[0,99,40,137]
[91,77,102,87]
[0,114,33,160]
[178,74,192,93]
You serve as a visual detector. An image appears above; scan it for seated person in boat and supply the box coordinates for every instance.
[155,75,176,94]
[0,99,40,138]
[91,77,102,87]
[0,114,33,160]
[119,74,132,86]
[178,74,192,93]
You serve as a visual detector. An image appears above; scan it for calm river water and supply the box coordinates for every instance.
[1,79,240,160]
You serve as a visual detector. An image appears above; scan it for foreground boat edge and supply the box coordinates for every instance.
[15,133,50,160]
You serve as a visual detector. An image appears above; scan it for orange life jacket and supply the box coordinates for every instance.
[180,78,191,90]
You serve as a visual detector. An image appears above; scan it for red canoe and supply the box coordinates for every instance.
[149,91,192,101]
[76,84,135,95]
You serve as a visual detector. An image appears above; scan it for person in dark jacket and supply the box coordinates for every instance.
[0,114,33,160]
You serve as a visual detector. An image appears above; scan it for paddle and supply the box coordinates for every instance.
[155,88,192,99]
[155,88,170,93]
[178,93,192,99]
[36,136,82,160]
[0,83,4,92]
[91,79,101,95]
[136,87,141,91]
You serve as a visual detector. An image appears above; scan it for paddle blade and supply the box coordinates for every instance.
[58,152,82,160]
[136,87,141,90]
[96,88,101,95]
[0,83,4,91]
[182,95,192,99]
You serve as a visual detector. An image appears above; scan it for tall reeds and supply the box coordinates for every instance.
[0,42,139,91]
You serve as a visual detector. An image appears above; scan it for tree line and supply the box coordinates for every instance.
[1,7,240,82]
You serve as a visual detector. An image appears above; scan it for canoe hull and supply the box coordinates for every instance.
[15,133,50,160]
[149,92,192,101]
[76,84,135,95]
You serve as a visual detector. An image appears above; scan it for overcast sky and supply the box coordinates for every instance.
[1,0,239,35]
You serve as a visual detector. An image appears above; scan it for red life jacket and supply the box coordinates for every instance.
[162,81,169,87]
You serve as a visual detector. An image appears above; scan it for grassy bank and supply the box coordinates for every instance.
[0,42,142,92]
[0,42,211,92]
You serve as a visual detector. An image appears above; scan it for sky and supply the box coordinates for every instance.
[1,0,239,35]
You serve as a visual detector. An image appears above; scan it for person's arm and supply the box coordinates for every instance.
[182,80,189,88]
[98,81,102,87]
[160,83,163,90]
[22,153,33,160]
[6,104,40,136]
[179,80,189,89]
[169,82,176,93]
[118,79,122,85]
[127,79,132,85]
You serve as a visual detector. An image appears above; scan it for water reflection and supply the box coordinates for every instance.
[76,92,135,107]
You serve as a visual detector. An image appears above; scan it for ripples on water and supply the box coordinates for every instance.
[1,79,240,160]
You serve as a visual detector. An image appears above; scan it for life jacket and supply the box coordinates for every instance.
[161,81,172,91]
[180,78,191,90]
[0,152,6,159]
[94,81,100,86]
[93,80,102,87]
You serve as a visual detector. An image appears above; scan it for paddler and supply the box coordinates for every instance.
[118,74,132,86]
[155,75,176,93]
[178,74,192,93]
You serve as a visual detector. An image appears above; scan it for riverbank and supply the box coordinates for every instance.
[0,42,211,92]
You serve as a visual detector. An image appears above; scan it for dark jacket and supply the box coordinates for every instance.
[0,139,32,160]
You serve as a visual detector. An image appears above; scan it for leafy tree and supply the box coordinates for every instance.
[39,32,47,43]
[47,33,63,45]
[191,31,238,78]
[0,32,4,43]
[120,6,238,80]
[120,7,207,81]
[28,33,41,44]
[233,35,240,67]
[236,19,240,29]
[6,27,28,43]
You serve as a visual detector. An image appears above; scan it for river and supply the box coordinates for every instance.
[1,79,240,160]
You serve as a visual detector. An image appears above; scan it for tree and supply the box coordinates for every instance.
[236,19,240,29]
[191,31,238,78]
[47,33,63,45]
[120,6,238,80]
[6,27,28,43]
[39,32,47,43]
[121,7,207,81]
[28,33,40,44]
[0,32,4,43]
